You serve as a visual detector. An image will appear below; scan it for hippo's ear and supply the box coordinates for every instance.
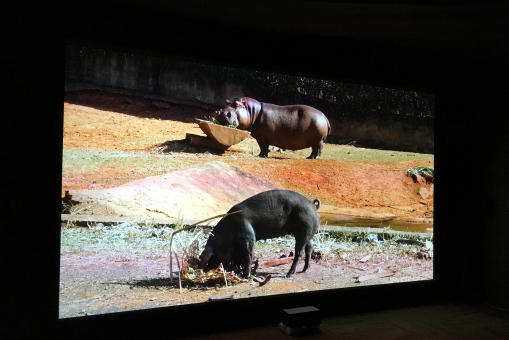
[225,99,232,106]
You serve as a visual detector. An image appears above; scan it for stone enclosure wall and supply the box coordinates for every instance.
[65,44,434,153]
[65,45,244,110]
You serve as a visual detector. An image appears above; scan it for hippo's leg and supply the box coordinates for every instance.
[256,139,270,158]
[307,140,324,159]
[302,240,314,272]
[287,239,307,277]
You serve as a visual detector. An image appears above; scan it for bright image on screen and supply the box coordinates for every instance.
[59,44,434,318]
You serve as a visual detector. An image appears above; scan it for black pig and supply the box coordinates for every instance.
[199,190,321,278]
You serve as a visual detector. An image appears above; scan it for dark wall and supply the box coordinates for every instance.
[6,1,508,339]
[439,65,509,308]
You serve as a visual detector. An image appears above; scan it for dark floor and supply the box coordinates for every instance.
[175,303,509,340]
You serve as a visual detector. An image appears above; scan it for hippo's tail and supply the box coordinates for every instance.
[322,117,331,142]
[313,198,321,210]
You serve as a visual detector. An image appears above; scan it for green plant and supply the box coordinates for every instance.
[201,116,237,129]
[61,200,74,214]
[202,116,221,125]
[61,199,88,215]
[405,166,434,177]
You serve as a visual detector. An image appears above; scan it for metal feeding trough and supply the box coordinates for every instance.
[188,119,251,151]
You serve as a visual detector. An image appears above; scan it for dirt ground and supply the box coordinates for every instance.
[60,90,434,318]
[62,91,434,219]
[59,250,432,318]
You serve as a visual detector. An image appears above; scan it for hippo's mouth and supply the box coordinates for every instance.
[217,112,239,127]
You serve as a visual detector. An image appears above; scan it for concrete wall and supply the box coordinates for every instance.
[329,118,434,153]
[65,45,244,110]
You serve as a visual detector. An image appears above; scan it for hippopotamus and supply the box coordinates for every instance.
[198,190,321,279]
[215,97,330,159]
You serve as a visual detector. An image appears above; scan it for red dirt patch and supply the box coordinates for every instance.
[66,161,278,220]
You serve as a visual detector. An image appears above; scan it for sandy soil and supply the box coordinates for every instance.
[60,90,434,318]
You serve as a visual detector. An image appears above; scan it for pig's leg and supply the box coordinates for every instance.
[302,240,314,272]
[287,239,307,277]
[236,227,255,279]
[217,253,233,271]
[241,240,254,279]
[252,259,259,275]
[241,254,252,279]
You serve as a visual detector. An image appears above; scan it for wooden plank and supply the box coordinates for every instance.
[190,134,230,151]
[61,214,218,227]
[257,257,294,269]
[61,215,431,236]
[320,225,432,235]
[184,132,198,141]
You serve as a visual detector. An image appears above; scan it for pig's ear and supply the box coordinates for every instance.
[225,99,232,106]
[235,100,243,108]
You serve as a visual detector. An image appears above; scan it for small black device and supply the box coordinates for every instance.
[280,306,322,335]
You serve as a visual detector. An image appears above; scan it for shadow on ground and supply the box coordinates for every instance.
[117,277,240,290]
[64,90,214,123]
[116,277,175,289]
[154,139,225,155]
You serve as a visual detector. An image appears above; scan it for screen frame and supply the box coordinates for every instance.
[56,39,438,337]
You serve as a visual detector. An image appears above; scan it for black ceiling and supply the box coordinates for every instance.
[65,1,508,89]
[134,1,508,58]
